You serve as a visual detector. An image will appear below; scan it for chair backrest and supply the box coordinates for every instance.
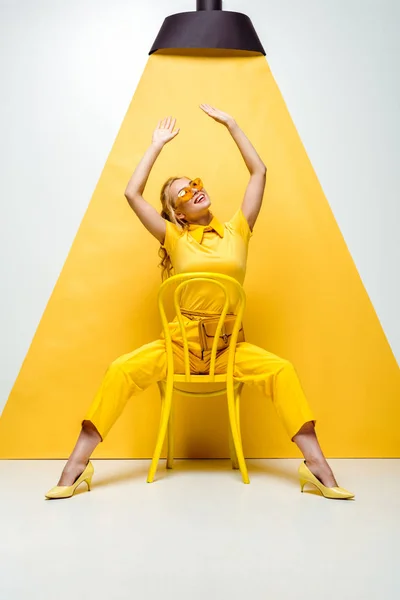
[158,272,246,382]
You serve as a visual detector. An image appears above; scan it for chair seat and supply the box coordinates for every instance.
[172,374,228,383]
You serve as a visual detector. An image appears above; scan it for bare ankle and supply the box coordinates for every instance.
[305,456,326,467]
[58,460,88,486]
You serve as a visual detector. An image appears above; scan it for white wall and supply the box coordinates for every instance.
[1,0,399,415]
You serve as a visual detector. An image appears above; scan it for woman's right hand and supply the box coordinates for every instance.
[152,116,180,148]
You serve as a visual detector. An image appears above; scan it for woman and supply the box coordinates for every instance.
[45,105,354,500]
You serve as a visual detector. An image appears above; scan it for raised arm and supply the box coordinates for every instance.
[200,104,267,230]
[124,117,180,244]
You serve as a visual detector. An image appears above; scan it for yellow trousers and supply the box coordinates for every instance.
[83,316,316,441]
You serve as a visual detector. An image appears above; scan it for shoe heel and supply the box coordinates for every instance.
[85,476,93,491]
[300,478,307,492]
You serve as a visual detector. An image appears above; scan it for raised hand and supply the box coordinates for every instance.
[152,116,180,147]
[199,104,235,127]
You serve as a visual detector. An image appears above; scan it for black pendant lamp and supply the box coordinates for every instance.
[149,0,265,55]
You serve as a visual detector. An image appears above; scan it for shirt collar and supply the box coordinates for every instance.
[187,215,225,244]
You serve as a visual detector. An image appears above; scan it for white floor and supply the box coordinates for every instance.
[0,459,399,600]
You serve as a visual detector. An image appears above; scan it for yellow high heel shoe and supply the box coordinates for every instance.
[299,461,355,500]
[45,461,94,499]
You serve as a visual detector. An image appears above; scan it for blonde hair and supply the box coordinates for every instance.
[158,176,190,281]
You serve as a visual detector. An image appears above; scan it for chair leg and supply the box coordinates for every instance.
[167,398,175,469]
[147,381,172,483]
[229,385,245,469]
[235,385,244,450]
[226,383,250,483]
[228,425,239,469]
[227,382,249,484]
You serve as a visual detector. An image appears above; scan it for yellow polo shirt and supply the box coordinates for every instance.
[162,208,253,315]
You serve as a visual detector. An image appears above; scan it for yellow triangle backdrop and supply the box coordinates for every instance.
[0,50,399,458]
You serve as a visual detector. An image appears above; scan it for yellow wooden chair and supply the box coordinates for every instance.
[147,272,250,484]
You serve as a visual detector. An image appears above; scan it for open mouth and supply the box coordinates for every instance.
[194,193,205,204]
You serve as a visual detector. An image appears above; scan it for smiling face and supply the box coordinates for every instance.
[169,177,212,223]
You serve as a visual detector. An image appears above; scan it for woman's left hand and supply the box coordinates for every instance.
[199,104,235,127]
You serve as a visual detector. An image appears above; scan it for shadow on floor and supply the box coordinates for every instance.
[92,458,302,488]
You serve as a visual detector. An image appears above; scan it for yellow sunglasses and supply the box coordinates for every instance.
[176,178,203,204]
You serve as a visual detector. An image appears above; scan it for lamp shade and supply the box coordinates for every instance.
[149,3,265,55]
